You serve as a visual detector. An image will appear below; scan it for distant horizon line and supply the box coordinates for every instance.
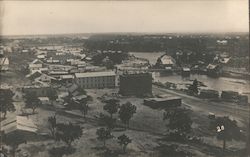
[1,31,249,38]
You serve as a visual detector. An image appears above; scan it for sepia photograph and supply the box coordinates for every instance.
[0,0,249,157]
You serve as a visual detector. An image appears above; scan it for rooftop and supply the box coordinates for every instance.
[31,59,43,65]
[49,71,69,75]
[0,57,9,65]
[121,72,152,77]
[75,71,116,78]
[160,55,175,65]
[0,116,38,134]
[182,68,191,71]
[207,64,218,69]
[145,96,181,102]
[60,75,74,79]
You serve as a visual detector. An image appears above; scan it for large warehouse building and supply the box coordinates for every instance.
[75,71,116,89]
[119,72,152,96]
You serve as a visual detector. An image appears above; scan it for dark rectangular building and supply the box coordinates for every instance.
[144,97,182,109]
[119,73,152,96]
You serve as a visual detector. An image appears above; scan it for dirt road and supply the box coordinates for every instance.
[153,85,249,125]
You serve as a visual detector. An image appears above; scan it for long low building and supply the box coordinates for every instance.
[75,71,116,89]
[144,97,181,109]
[0,115,38,134]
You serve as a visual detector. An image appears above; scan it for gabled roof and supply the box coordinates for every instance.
[0,116,38,134]
[31,59,43,65]
[26,71,42,79]
[0,57,9,65]
[160,55,175,65]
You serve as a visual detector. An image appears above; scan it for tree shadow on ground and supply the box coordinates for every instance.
[155,144,194,157]
[49,146,75,157]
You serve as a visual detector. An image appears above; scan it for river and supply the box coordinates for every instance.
[130,52,250,99]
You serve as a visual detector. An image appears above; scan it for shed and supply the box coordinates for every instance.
[144,97,181,109]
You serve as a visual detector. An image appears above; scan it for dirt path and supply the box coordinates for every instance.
[153,85,249,124]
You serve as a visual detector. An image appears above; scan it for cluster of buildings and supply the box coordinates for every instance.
[155,54,176,70]
[21,46,157,104]
[0,49,9,71]
[19,45,188,114]
[154,51,231,77]
[199,89,248,105]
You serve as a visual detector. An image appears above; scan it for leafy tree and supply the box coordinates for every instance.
[103,57,115,69]
[98,113,116,130]
[209,116,243,151]
[96,127,112,147]
[163,108,192,137]
[47,89,58,105]
[79,102,89,118]
[48,115,57,138]
[55,123,82,148]
[1,132,26,157]
[64,93,73,103]
[24,92,40,114]
[63,93,77,109]
[77,87,87,95]
[74,97,90,118]
[118,102,137,129]
[0,89,15,119]
[103,99,120,118]
[117,134,132,153]
[188,79,198,95]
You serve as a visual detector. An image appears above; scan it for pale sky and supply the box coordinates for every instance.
[0,0,249,36]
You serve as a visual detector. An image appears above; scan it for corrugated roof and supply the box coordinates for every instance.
[75,71,116,78]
